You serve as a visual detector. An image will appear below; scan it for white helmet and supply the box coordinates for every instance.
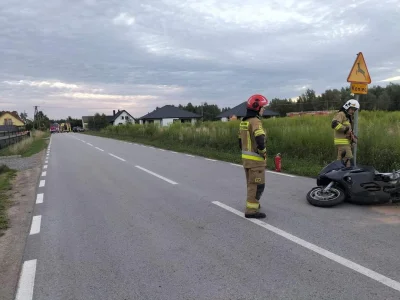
[343,99,360,111]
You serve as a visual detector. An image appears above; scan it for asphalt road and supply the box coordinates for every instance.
[16,133,400,300]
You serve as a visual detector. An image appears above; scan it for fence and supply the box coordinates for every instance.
[0,128,30,150]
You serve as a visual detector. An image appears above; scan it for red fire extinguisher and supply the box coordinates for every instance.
[274,153,281,172]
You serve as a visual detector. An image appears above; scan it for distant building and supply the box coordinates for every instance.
[82,110,136,129]
[0,111,25,130]
[138,105,202,126]
[286,110,334,117]
[216,102,280,121]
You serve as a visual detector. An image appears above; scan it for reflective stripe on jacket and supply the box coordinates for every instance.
[238,116,267,167]
[332,111,352,145]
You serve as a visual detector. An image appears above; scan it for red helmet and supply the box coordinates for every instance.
[246,94,268,111]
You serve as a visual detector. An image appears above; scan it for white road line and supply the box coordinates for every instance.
[159,149,165,151]
[212,201,400,293]
[45,160,48,164]
[108,153,126,161]
[41,171,46,177]
[230,163,296,177]
[39,180,45,187]
[36,193,43,204]
[171,151,177,154]
[15,259,37,300]
[95,147,104,152]
[135,165,178,185]
[186,154,195,157]
[205,158,217,162]
[29,215,41,235]
[266,170,295,178]
[87,143,93,146]
[43,165,47,169]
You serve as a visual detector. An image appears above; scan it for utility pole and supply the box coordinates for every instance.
[34,106,39,129]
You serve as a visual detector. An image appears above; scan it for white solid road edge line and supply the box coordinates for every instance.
[36,193,43,204]
[266,170,295,178]
[212,201,400,293]
[95,147,104,151]
[29,215,41,235]
[229,163,295,177]
[15,259,37,300]
[39,180,45,187]
[135,165,178,185]
[108,153,126,161]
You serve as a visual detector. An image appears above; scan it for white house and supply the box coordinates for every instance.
[138,105,202,126]
[81,109,136,129]
[110,110,135,125]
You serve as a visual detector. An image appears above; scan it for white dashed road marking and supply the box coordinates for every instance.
[212,201,400,293]
[135,165,178,185]
[36,193,43,204]
[108,153,126,161]
[205,158,217,162]
[87,143,93,146]
[185,154,195,157]
[39,180,45,187]
[95,147,104,152]
[29,215,41,235]
[43,165,47,169]
[15,259,37,300]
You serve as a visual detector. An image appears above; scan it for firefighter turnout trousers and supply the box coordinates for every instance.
[238,117,267,215]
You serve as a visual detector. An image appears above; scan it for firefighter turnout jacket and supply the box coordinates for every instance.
[238,116,267,168]
[331,111,353,146]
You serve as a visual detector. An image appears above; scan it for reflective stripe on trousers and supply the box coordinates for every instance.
[242,150,264,161]
[334,138,350,145]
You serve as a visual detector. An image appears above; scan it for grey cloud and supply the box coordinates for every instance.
[0,0,399,119]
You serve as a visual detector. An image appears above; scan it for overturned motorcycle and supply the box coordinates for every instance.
[306,157,400,207]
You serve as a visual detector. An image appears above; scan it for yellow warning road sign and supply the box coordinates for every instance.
[347,52,371,84]
[350,83,368,95]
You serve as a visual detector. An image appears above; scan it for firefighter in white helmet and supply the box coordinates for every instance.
[331,99,360,167]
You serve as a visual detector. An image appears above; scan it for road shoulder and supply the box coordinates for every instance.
[0,151,45,300]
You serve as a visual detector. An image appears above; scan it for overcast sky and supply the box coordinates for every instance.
[1,0,399,120]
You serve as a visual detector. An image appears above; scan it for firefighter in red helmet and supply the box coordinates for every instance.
[238,94,268,218]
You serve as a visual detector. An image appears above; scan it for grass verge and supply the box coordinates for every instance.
[0,130,50,158]
[0,165,17,230]
[81,131,322,178]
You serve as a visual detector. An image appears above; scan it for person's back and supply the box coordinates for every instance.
[238,94,268,219]
[331,99,359,167]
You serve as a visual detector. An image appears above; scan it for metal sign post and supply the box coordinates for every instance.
[346,52,372,166]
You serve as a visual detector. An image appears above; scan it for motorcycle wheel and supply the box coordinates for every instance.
[306,186,346,207]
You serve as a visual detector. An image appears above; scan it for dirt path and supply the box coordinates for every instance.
[0,150,45,300]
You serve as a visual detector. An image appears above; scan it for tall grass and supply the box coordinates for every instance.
[0,130,48,157]
[91,111,400,176]
[0,164,16,230]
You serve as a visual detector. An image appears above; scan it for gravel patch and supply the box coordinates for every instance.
[0,151,45,171]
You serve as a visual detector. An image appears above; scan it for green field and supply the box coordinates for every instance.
[83,110,400,177]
